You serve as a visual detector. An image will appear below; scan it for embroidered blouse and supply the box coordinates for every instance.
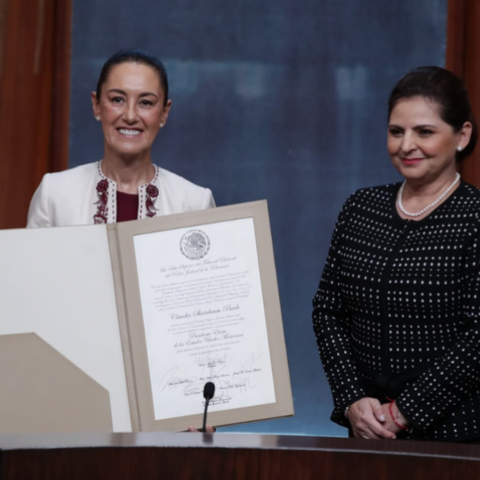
[27,161,215,228]
[92,162,160,224]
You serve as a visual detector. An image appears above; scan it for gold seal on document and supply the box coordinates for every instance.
[180,229,210,260]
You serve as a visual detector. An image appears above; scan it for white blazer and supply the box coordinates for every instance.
[27,161,215,227]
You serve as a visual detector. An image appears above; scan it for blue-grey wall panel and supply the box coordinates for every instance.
[70,0,447,436]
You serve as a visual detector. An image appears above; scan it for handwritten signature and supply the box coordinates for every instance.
[158,351,265,400]
[159,367,198,392]
[194,352,227,368]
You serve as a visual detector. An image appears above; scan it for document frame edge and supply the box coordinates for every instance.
[115,200,294,432]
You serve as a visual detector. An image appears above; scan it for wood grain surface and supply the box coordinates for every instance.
[1,432,480,480]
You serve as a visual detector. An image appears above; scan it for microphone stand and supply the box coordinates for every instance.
[202,396,211,433]
[200,381,215,432]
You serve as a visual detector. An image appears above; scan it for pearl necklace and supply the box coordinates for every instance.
[397,173,460,217]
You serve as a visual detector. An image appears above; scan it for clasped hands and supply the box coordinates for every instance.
[347,397,408,440]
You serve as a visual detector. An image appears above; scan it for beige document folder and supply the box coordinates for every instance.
[0,201,293,433]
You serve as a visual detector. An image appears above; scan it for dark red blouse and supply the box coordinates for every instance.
[116,191,139,222]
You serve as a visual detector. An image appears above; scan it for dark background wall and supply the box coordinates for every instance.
[70,0,447,436]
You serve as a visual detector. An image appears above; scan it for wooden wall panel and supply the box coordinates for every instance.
[0,0,71,230]
[0,0,7,77]
[446,0,480,187]
[50,0,72,173]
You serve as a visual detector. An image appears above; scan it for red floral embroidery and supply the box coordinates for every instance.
[146,184,159,217]
[97,179,109,193]
[146,184,158,198]
[94,179,109,224]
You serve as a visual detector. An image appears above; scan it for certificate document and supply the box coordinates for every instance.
[134,218,276,420]
[114,200,293,431]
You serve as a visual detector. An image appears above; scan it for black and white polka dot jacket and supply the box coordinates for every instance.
[313,181,480,441]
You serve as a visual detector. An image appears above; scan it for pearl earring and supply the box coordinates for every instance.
[457,146,463,152]
[95,116,101,121]
[160,123,164,128]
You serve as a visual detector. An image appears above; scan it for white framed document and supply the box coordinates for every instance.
[111,200,293,431]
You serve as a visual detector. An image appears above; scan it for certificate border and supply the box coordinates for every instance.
[114,200,294,431]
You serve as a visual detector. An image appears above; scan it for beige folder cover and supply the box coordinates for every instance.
[0,223,131,433]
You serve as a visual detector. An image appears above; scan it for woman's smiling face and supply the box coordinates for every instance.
[92,62,171,159]
[387,96,470,184]
[388,97,461,182]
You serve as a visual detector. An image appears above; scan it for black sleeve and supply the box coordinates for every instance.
[312,192,366,426]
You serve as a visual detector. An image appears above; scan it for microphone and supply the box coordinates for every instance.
[201,382,215,432]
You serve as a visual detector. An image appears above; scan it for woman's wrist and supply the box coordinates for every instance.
[389,400,409,430]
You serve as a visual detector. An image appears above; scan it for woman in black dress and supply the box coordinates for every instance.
[313,66,480,442]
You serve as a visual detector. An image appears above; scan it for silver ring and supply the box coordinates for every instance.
[362,435,369,439]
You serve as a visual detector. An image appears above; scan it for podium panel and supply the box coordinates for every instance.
[1,433,480,479]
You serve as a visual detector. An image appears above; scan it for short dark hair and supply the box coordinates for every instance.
[96,49,169,105]
[388,66,477,163]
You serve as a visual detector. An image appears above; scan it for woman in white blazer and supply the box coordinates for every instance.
[27,49,215,228]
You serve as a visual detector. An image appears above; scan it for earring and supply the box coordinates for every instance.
[160,123,164,128]
[95,116,101,121]
[457,146,463,152]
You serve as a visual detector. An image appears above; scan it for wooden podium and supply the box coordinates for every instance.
[1,432,480,479]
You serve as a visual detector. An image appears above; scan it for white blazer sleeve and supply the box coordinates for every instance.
[27,175,51,228]
[202,188,216,209]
